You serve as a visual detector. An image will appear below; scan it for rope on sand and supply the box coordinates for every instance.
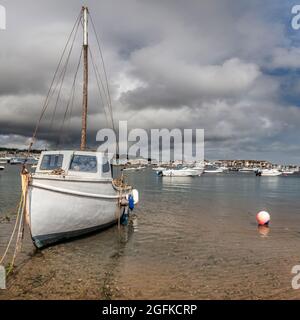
[0,172,29,275]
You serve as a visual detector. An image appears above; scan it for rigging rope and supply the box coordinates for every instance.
[89,12,114,120]
[89,12,120,158]
[88,47,111,128]
[26,8,117,155]
[49,15,81,133]
[25,10,82,157]
[58,47,83,146]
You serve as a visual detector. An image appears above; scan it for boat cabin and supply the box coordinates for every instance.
[34,150,112,179]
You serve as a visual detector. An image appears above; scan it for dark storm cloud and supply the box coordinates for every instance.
[0,0,300,162]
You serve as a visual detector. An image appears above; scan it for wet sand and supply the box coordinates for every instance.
[1,212,300,300]
[1,168,300,299]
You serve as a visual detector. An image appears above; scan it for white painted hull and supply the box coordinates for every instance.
[282,171,295,175]
[204,169,223,173]
[152,167,166,171]
[162,169,198,177]
[239,169,255,173]
[27,176,124,248]
[260,170,282,176]
[192,167,204,176]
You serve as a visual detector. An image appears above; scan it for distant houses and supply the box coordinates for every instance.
[0,148,299,171]
[214,159,272,169]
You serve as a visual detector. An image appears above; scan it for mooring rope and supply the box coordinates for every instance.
[0,195,23,265]
[0,173,29,275]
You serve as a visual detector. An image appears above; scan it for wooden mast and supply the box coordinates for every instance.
[80,6,88,150]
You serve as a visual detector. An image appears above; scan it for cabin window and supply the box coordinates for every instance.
[40,154,63,171]
[102,157,110,173]
[69,155,97,173]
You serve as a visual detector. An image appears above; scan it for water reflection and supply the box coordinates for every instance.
[118,216,138,244]
[161,176,196,193]
[258,225,270,237]
[260,176,281,188]
[131,214,139,232]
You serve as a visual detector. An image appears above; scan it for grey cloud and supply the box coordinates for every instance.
[0,0,299,162]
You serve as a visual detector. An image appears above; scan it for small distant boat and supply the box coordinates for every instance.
[161,167,198,177]
[152,166,166,171]
[136,166,146,170]
[10,158,24,165]
[0,166,5,171]
[204,166,224,174]
[258,169,282,176]
[153,167,167,175]
[123,166,146,172]
[281,170,296,175]
[239,167,255,173]
[123,167,137,172]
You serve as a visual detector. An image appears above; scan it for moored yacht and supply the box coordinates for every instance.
[161,167,198,177]
[23,7,138,248]
[27,150,134,248]
[204,166,224,173]
[10,158,24,165]
[258,169,282,176]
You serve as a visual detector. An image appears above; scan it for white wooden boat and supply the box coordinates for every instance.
[0,166,4,171]
[27,151,134,248]
[23,7,138,248]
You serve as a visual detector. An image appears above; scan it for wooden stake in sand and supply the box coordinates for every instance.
[0,265,6,289]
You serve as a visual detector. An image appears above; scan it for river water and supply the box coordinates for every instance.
[1,165,300,299]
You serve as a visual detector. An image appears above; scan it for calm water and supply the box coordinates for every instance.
[1,166,300,299]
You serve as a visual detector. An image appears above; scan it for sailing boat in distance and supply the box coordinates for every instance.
[23,7,138,248]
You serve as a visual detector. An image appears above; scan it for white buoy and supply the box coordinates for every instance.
[126,189,139,204]
[256,211,270,226]
[132,189,139,204]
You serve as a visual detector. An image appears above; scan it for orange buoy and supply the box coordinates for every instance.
[256,211,270,226]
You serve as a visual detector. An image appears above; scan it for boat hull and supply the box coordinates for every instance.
[260,169,282,176]
[162,169,198,177]
[203,170,223,173]
[27,177,123,248]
